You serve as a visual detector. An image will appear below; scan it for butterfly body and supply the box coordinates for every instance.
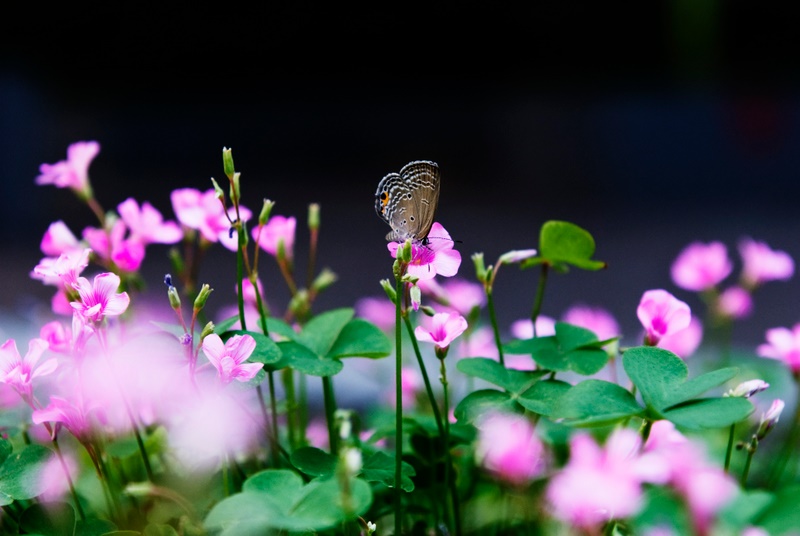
[375,160,440,243]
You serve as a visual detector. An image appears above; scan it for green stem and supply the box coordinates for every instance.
[486,288,505,366]
[639,419,653,444]
[236,225,247,331]
[741,437,757,487]
[267,372,281,466]
[530,264,550,337]
[282,368,300,450]
[394,275,404,536]
[402,316,445,437]
[724,423,735,472]
[767,389,800,488]
[52,436,85,521]
[322,376,338,454]
[439,358,462,536]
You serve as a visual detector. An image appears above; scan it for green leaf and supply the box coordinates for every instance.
[453,389,521,423]
[553,379,645,426]
[75,517,118,536]
[753,484,800,535]
[242,469,306,514]
[327,318,391,359]
[204,491,286,535]
[143,524,180,536]
[264,317,299,341]
[361,451,416,492]
[504,325,608,375]
[290,447,337,478]
[456,357,546,392]
[555,322,599,350]
[623,346,738,411]
[0,444,55,500]
[277,340,343,377]
[517,379,572,416]
[19,502,75,536]
[290,477,373,529]
[213,314,240,335]
[0,437,12,465]
[298,308,354,357]
[222,330,282,365]
[538,220,606,270]
[663,397,754,430]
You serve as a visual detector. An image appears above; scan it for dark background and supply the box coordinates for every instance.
[3,3,800,348]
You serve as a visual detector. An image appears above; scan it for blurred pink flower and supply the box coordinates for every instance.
[355,296,395,332]
[739,237,794,288]
[547,428,666,529]
[39,451,77,502]
[202,333,263,384]
[35,140,99,196]
[671,241,732,292]
[562,304,620,340]
[388,222,461,280]
[117,197,183,245]
[419,278,486,316]
[716,286,753,319]
[458,326,499,360]
[236,278,264,307]
[83,221,145,272]
[32,248,91,288]
[658,317,703,359]
[32,395,94,442]
[39,321,71,354]
[475,411,544,485]
[510,316,556,339]
[644,421,738,534]
[757,398,785,439]
[0,338,57,401]
[724,379,770,398]
[637,289,692,346]
[170,188,251,251]
[252,215,296,259]
[71,272,131,323]
[389,367,423,409]
[757,324,800,375]
[40,221,81,257]
[415,312,468,350]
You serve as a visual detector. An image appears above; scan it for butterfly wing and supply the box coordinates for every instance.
[398,161,440,242]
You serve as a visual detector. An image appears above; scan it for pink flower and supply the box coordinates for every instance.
[739,237,794,287]
[388,367,423,409]
[458,326,499,360]
[657,316,703,359]
[252,215,296,259]
[35,140,100,196]
[117,197,183,245]
[39,321,72,354]
[637,289,692,346]
[170,188,251,251]
[388,222,461,280]
[32,248,92,288]
[70,272,131,323]
[0,338,57,401]
[671,241,732,292]
[725,379,770,398]
[40,221,81,257]
[547,429,665,529]
[236,278,264,307]
[562,304,620,340]
[201,333,263,384]
[510,316,556,339]
[32,395,94,442]
[644,421,737,533]
[441,278,486,316]
[475,411,544,485]
[757,398,785,439]
[83,221,145,272]
[414,312,468,350]
[716,286,753,319]
[757,324,800,374]
[355,297,396,332]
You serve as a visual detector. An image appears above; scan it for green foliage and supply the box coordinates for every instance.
[0,444,55,503]
[522,220,607,271]
[505,321,611,375]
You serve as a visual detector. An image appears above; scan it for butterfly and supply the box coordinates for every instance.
[375,160,441,244]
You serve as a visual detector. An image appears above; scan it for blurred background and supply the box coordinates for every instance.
[2,2,800,350]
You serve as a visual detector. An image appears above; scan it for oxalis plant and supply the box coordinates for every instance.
[1,143,800,536]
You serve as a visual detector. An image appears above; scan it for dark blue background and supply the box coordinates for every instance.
[3,3,800,347]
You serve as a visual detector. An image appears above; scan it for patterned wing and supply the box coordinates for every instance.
[375,160,440,242]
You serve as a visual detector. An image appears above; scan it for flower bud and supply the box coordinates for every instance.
[229,172,241,202]
[499,249,539,264]
[259,199,274,226]
[419,305,436,316]
[757,399,785,440]
[725,379,770,398]
[200,321,216,340]
[409,284,421,311]
[193,283,213,312]
[472,252,487,283]
[222,147,235,180]
[308,203,320,231]
[398,239,413,263]
[311,268,338,293]
[380,279,397,304]
[167,285,181,310]
[210,177,225,203]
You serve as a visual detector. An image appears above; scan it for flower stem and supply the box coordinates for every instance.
[394,274,404,536]
[741,436,757,488]
[724,423,735,472]
[52,436,85,521]
[322,376,338,454]
[236,225,247,331]
[530,264,550,337]
[486,288,505,366]
[439,357,462,536]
